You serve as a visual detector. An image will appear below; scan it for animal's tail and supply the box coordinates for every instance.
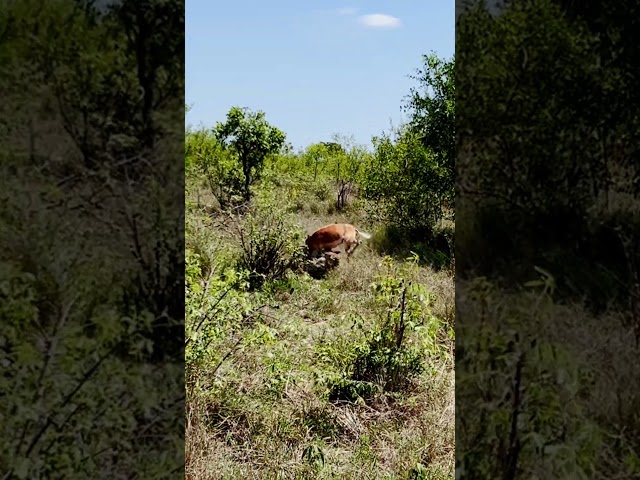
[357,229,372,240]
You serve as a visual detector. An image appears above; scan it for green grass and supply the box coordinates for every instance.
[185,177,455,479]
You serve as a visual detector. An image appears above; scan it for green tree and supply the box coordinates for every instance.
[455,0,623,280]
[214,107,286,202]
[320,141,345,156]
[330,135,368,210]
[302,141,348,182]
[304,142,330,181]
[404,52,455,212]
[360,54,455,235]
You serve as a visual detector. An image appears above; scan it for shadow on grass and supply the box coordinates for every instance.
[457,206,634,314]
[370,223,454,272]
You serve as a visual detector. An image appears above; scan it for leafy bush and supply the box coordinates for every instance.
[456,278,602,478]
[362,129,447,235]
[233,202,305,290]
[185,128,244,208]
[456,0,640,297]
[369,219,455,271]
[318,257,452,403]
[184,247,251,374]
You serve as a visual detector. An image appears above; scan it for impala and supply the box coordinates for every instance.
[305,223,372,259]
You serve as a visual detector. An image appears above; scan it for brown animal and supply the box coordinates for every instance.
[305,223,372,259]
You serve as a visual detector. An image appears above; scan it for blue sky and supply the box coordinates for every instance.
[186,1,454,150]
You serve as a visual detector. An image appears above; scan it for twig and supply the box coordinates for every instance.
[503,351,525,480]
[23,330,143,457]
[185,287,232,348]
[396,283,408,349]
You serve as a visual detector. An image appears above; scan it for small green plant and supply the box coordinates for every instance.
[327,282,425,402]
[354,434,377,466]
[263,355,291,399]
[302,443,326,472]
[303,407,340,440]
[409,463,449,480]
[408,463,429,480]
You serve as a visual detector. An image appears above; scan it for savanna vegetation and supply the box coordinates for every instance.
[0,0,184,477]
[457,0,640,478]
[185,53,455,478]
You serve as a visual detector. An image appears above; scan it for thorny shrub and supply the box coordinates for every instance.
[233,198,306,290]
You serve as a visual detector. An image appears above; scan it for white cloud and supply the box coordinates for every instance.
[357,13,402,28]
[336,7,358,16]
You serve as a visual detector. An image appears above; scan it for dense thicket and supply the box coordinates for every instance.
[0,0,184,476]
[457,0,640,309]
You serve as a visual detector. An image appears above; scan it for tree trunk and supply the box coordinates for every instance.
[242,156,251,202]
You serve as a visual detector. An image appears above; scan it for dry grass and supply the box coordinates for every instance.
[456,277,640,478]
[186,185,455,479]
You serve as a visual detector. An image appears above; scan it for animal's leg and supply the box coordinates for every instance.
[333,238,346,256]
[345,240,360,260]
[353,241,362,256]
